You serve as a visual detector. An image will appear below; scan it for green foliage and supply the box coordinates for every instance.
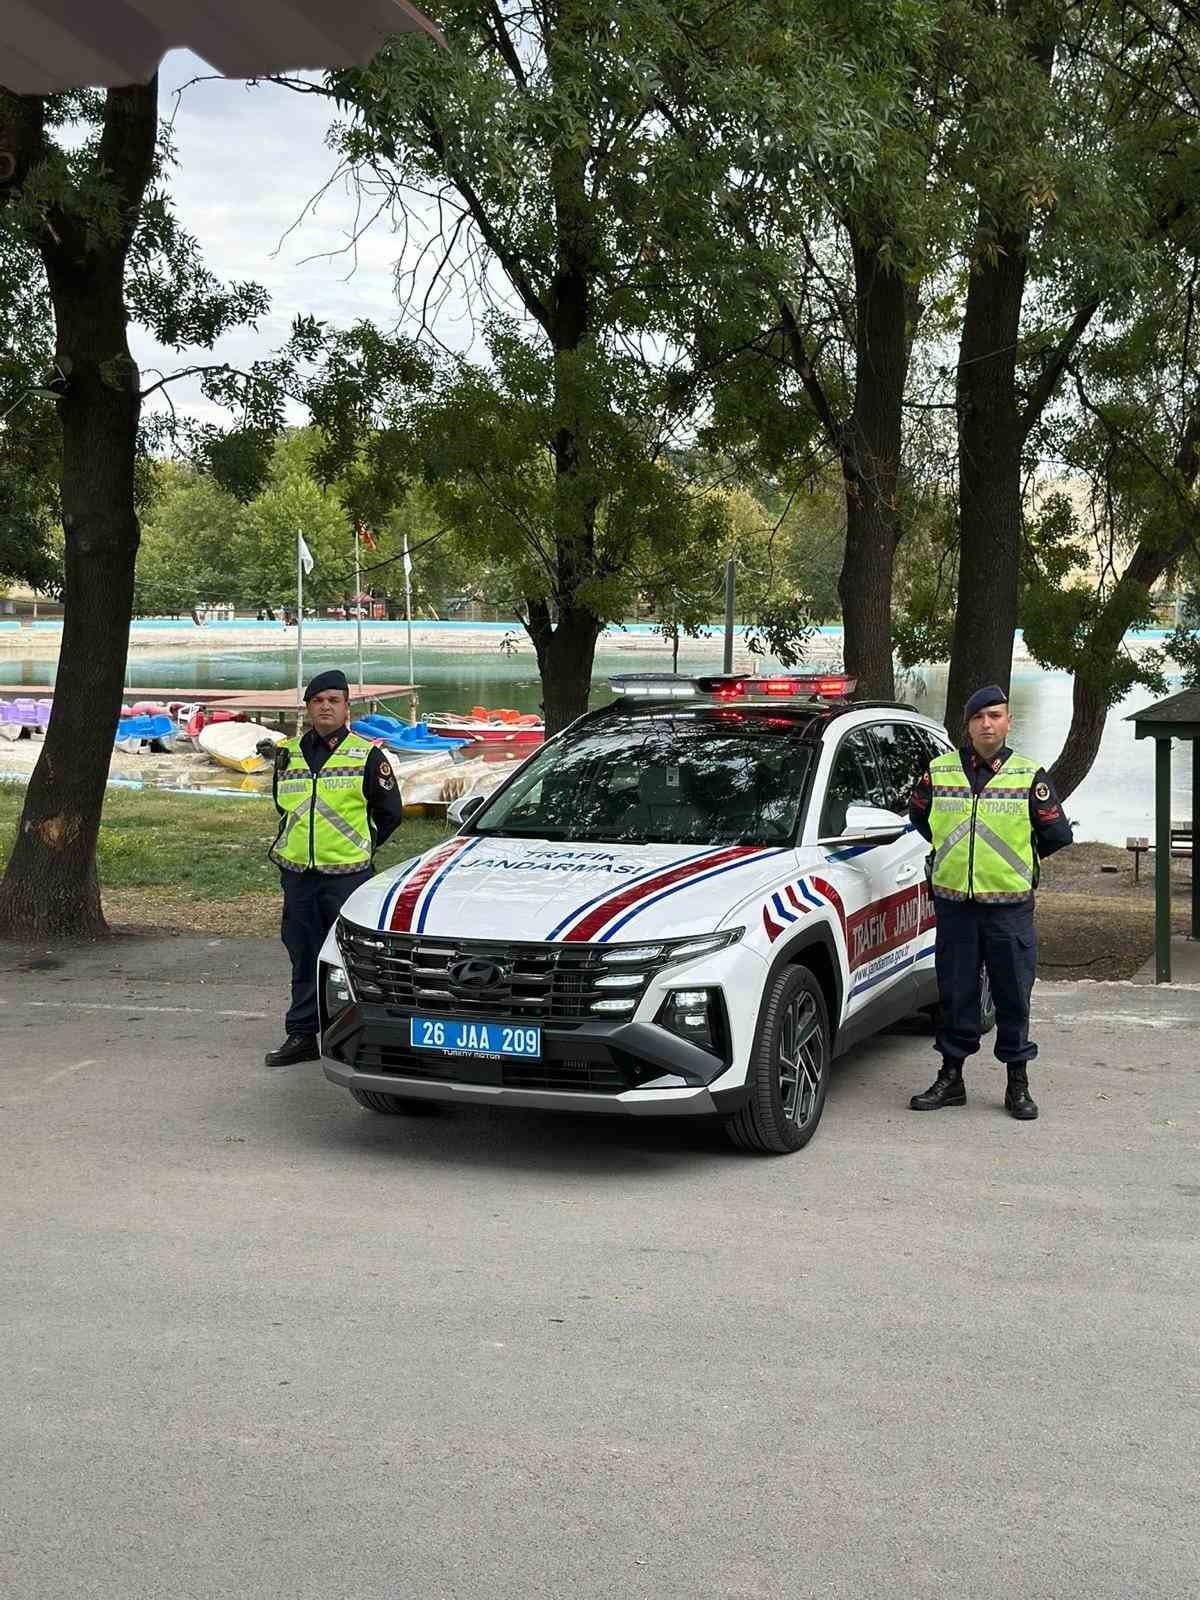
[0,783,451,899]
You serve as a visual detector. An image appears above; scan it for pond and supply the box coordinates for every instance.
[1,630,1192,844]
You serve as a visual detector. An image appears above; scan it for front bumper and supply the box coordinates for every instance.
[320,1001,750,1118]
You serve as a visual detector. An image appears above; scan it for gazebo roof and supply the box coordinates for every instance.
[1,1,442,95]
[1126,687,1200,737]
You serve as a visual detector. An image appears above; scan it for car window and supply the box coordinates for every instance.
[914,725,951,766]
[819,729,884,837]
[869,722,933,815]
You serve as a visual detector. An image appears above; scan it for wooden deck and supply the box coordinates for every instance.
[4,683,416,716]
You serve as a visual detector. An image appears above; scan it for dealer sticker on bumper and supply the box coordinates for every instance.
[410,1016,542,1060]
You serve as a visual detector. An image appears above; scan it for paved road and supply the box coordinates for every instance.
[2,935,1198,1600]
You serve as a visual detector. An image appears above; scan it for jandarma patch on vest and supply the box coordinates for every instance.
[1034,781,1050,800]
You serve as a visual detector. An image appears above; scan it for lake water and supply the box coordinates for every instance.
[1,631,1193,844]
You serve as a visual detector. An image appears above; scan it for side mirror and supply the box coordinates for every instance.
[447,792,486,828]
[818,803,907,846]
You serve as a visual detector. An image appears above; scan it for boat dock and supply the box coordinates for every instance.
[5,683,417,727]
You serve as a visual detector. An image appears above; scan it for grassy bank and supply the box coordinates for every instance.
[0,786,1190,973]
[0,784,452,936]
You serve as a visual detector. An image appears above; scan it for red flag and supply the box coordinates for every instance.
[358,525,378,551]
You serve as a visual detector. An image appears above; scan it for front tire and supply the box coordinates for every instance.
[349,1087,438,1116]
[725,965,831,1154]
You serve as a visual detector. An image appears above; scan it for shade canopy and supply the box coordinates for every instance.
[1,0,443,95]
[1125,687,1200,983]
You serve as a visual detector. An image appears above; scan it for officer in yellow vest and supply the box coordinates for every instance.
[907,685,1072,1119]
[264,670,404,1067]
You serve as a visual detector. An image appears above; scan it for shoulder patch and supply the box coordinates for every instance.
[1034,781,1050,801]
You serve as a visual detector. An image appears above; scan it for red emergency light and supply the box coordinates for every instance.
[694,673,858,701]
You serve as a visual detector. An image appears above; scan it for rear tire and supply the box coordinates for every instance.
[724,965,831,1154]
[349,1087,438,1116]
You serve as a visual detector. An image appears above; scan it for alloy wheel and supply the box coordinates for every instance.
[777,990,826,1126]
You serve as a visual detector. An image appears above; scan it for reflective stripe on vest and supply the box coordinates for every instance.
[270,732,375,873]
[927,750,1038,903]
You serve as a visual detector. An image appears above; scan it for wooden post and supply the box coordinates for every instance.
[1192,738,1199,942]
[1155,736,1172,983]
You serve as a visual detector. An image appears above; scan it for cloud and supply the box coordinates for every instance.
[138,49,473,432]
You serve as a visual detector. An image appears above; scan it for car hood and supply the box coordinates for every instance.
[341,834,793,943]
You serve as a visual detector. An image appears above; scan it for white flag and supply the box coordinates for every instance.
[298,533,314,576]
[403,536,412,581]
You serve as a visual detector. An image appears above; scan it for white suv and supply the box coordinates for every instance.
[318,673,988,1154]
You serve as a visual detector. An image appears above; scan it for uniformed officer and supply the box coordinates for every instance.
[907,685,1072,1120]
[264,670,404,1067]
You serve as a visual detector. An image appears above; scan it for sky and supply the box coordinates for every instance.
[138,51,460,429]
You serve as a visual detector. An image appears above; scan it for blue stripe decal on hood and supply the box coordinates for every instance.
[599,849,786,941]
[543,845,717,942]
[377,856,424,931]
[415,835,485,933]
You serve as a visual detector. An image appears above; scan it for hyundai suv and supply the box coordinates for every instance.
[317,674,990,1153]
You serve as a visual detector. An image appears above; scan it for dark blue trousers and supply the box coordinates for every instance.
[933,898,1038,1068]
[281,868,373,1036]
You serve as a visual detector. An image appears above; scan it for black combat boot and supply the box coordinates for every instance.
[265,1034,321,1068]
[909,1061,966,1111]
[1004,1064,1038,1120]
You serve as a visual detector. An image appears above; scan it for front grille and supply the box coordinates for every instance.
[337,923,657,1022]
[355,1041,631,1095]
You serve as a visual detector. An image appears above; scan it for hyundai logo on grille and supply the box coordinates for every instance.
[448,957,507,989]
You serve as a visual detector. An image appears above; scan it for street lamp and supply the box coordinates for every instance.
[0,363,69,424]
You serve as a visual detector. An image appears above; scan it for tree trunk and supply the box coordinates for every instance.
[0,81,156,940]
[525,598,601,736]
[945,225,1029,731]
[837,237,911,700]
[1048,449,1199,798]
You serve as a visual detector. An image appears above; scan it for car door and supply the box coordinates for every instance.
[862,719,943,992]
[811,726,915,1022]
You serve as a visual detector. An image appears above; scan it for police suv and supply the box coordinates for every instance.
[318,674,992,1154]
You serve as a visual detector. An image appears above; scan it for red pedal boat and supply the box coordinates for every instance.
[426,706,545,745]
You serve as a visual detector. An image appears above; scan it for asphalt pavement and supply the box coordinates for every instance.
[2,933,1198,1600]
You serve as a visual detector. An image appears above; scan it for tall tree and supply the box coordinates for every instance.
[0,83,266,938]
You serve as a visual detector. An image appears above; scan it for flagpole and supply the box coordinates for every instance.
[354,523,365,695]
[404,534,416,724]
[295,531,305,735]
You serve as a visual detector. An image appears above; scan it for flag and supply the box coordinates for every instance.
[298,533,314,576]
[403,536,413,581]
[359,525,377,552]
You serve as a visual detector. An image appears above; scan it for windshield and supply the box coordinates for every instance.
[472,712,815,846]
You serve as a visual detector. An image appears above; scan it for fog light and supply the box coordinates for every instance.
[656,987,724,1054]
[323,963,354,1020]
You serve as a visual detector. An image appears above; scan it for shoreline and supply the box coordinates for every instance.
[1,617,1187,665]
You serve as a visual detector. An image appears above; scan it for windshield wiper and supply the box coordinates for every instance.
[474,827,569,840]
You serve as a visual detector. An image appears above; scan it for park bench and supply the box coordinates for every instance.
[1126,823,1193,883]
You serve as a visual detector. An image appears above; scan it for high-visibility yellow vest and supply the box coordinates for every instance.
[270,731,375,873]
[927,749,1038,903]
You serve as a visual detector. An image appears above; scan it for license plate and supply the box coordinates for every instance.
[409,1015,541,1060]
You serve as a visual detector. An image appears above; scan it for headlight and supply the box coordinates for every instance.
[323,962,354,1020]
[655,987,727,1055]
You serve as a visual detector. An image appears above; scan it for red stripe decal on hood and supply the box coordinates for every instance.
[388,836,473,932]
[564,846,763,943]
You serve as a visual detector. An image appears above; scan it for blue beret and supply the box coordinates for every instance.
[964,684,1008,720]
[303,669,350,701]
